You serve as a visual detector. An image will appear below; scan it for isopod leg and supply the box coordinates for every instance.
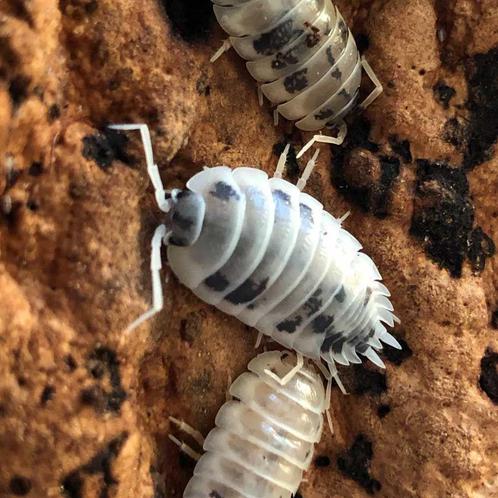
[296,121,348,159]
[296,149,320,191]
[264,352,304,386]
[358,56,383,110]
[169,416,205,446]
[108,123,170,213]
[273,109,279,126]
[168,435,202,461]
[273,143,290,179]
[210,38,232,63]
[125,224,168,334]
[257,85,264,107]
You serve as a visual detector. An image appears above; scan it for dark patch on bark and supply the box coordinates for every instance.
[40,385,55,405]
[410,160,494,277]
[314,455,331,467]
[492,310,498,330]
[388,135,412,163]
[81,346,127,414]
[433,80,456,109]
[331,117,400,218]
[28,161,44,176]
[479,348,498,404]
[383,336,413,366]
[161,0,213,42]
[377,404,391,418]
[9,476,32,495]
[9,75,31,109]
[273,140,300,181]
[337,435,381,494]
[82,128,134,170]
[353,364,387,395]
[61,432,128,498]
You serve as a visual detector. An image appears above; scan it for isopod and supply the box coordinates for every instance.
[210,0,384,157]
[169,350,327,498]
[109,123,401,389]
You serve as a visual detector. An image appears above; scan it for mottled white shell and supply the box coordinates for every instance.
[183,351,325,498]
[168,166,398,368]
[211,0,361,131]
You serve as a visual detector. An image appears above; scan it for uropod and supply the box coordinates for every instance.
[209,0,384,157]
[110,123,401,390]
[169,351,328,498]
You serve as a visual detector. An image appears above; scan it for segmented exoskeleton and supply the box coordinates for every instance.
[109,124,401,390]
[210,0,383,157]
[169,351,327,498]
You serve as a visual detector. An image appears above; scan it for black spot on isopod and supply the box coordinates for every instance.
[225,277,269,305]
[254,20,302,56]
[209,491,222,498]
[303,288,323,317]
[204,271,230,292]
[479,348,498,404]
[172,211,194,231]
[273,188,291,205]
[339,89,350,100]
[305,23,321,48]
[315,107,334,121]
[276,316,303,333]
[326,46,335,66]
[161,0,214,42]
[337,435,381,495]
[433,80,456,109]
[284,68,308,94]
[209,181,240,201]
[410,160,495,277]
[273,141,300,180]
[353,364,387,395]
[383,336,412,366]
[335,286,346,303]
[388,135,412,163]
[492,310,498,330]
[9,75,31,109]
[81,347,127,414]
[377,404,391,418]
[82,128,133,171]
[61,432,128,498]
[312,314,334,334]
[299,203,314,226]
[28,161,44,176]
[331,67,342,80]
[9,476,32,496]
[463,46,498,170]
[338,20,348,43]
[40,385,55,405]
[315,455,331,467]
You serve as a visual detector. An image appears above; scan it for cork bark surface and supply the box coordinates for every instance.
[0,0,497,497]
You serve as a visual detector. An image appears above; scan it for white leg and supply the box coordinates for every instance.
[326,356,348,395]
[264,352,304,386]
[254,331,264,349]
[108,124,170,213]
[296,122,348,159]
[257,86,264,107]
[210,38,232,63]
[325,378,334,435]
[273,109,280,126]
[125,224,167,334]
[296,149,320,191]
[168,435,202,461]
[338,210,351,224]
[359,57,383,110]
[226,373,233,402]
[273,143,290,179]
[169,416,205,446]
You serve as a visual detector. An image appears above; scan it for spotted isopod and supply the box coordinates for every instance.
[110,123,401,390]
[169,351,327,498]
[209,0,384,157]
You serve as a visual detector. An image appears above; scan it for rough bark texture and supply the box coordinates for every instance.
[0,0,497,497]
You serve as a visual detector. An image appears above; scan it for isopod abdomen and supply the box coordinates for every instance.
[172,351,326,498]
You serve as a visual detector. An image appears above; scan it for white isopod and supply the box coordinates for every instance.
[110,123,401,390]
[169,350,327,498]
[209,0,384,157]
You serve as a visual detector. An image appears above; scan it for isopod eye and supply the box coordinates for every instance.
[168,190,206,247]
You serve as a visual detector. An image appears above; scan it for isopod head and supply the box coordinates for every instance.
[168,189,206,247]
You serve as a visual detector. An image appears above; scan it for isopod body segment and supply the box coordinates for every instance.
[178,351,326,498]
